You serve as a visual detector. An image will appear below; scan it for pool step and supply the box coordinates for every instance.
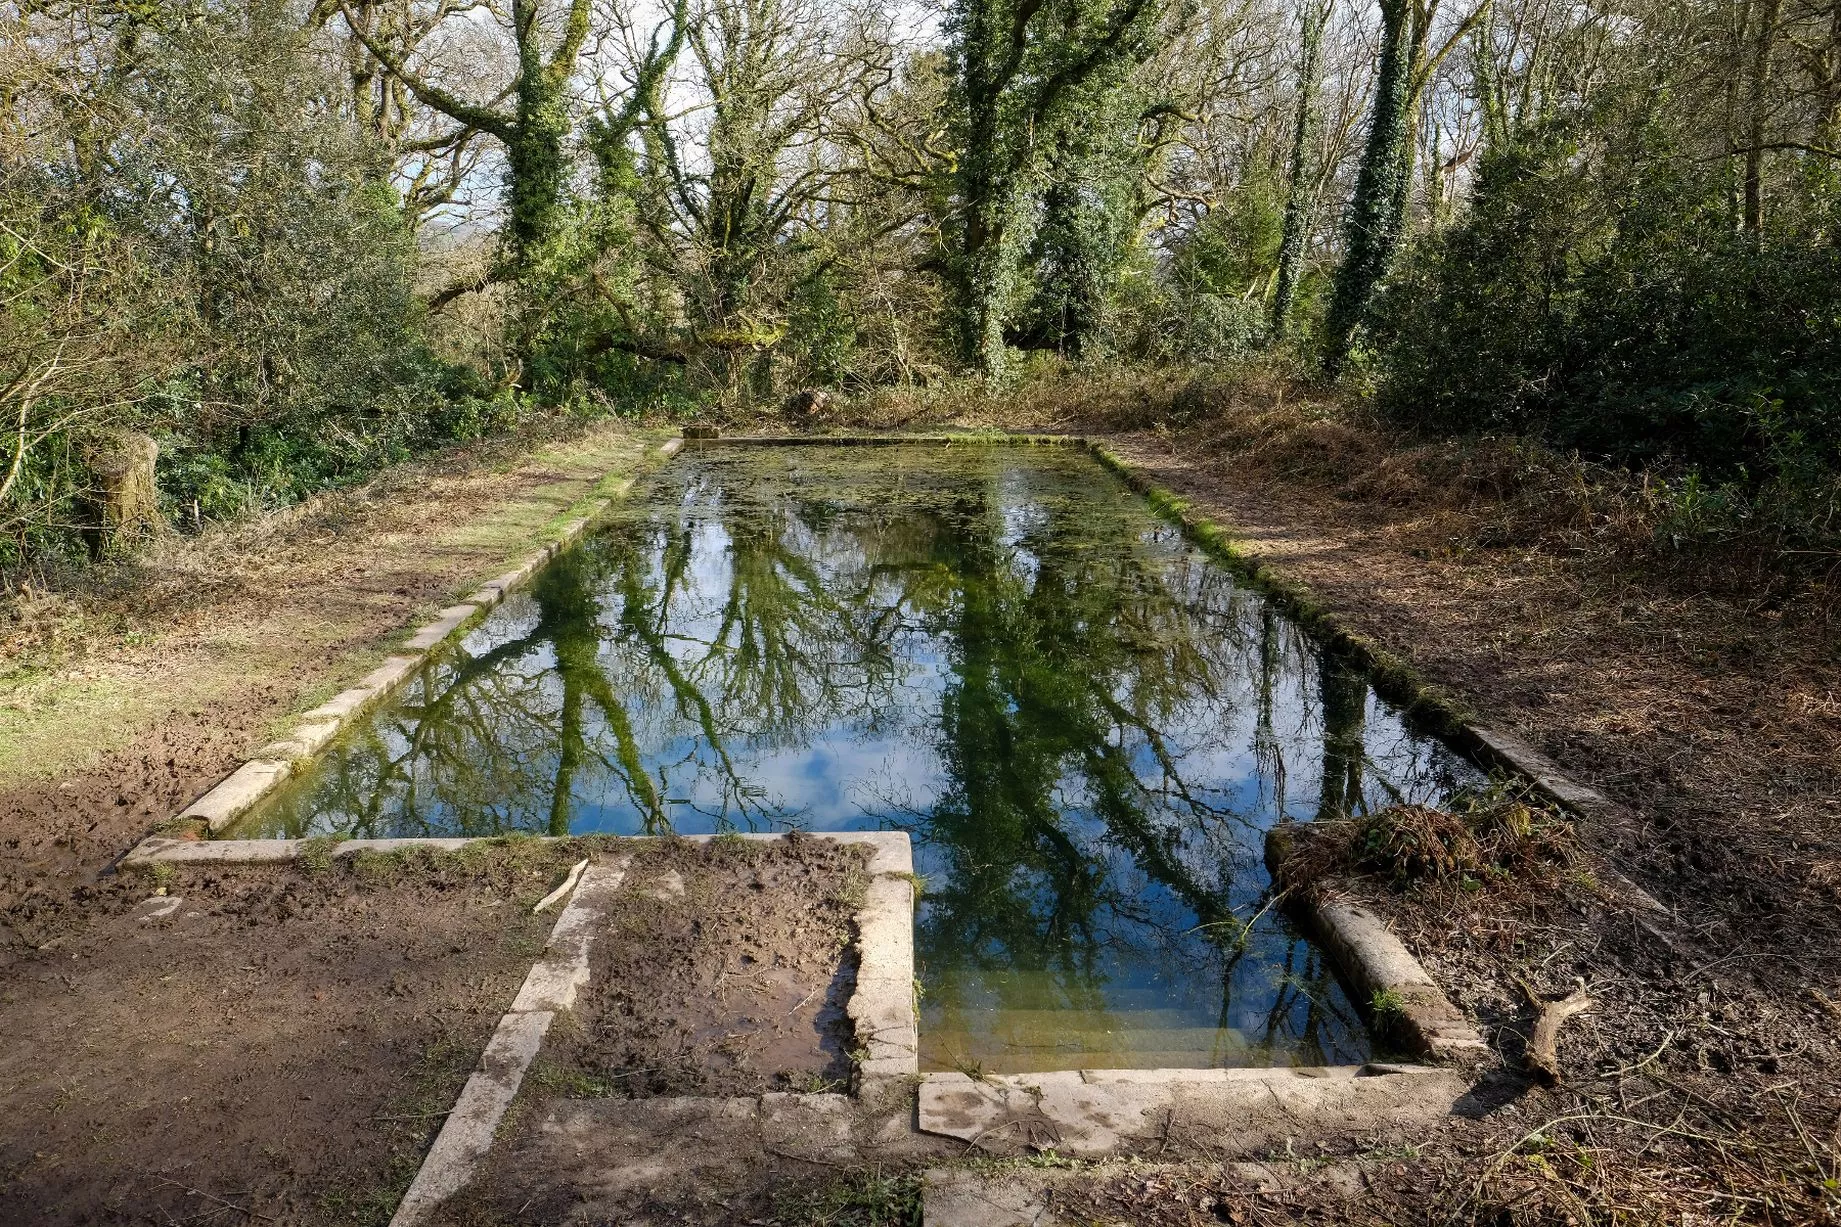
[921,1025,1250,1072]
[922,1007,1218,1035]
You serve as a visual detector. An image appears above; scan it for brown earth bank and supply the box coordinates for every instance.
[0,844,584,1226]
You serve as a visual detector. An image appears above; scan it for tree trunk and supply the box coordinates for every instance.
[956,163,1022,380]
[1323,0,1414,367]
[1271,0,1328,338]
[1742,0,1783,233]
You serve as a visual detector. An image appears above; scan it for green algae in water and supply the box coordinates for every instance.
[244,444,1485,1071]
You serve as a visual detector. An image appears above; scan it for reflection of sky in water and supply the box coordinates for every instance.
[245,445,1486,1071]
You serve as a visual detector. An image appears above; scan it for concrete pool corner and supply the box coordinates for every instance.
[383,830,916,1227]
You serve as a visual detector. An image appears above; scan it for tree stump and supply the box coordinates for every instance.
[86,430,164,553]
[785,387,832,422]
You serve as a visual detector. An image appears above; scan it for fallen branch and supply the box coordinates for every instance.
[152,1177,274,1221]
[1525,977,1595,1085]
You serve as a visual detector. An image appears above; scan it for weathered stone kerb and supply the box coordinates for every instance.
[1264,825,1487,1064]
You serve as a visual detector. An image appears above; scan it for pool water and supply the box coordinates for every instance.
[244,443,1485,1072]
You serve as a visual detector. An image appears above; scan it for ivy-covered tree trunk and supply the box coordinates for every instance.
[505,0,573,272]
[950,0,1022,379]
[1029,123,1136,360]
[1271,0,1328,338]
[1035,174,1107,358]
[1741,0,1784,233]
[1322,0,1413,366]
[946,0,1165,380]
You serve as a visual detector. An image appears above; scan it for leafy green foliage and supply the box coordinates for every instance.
[784,263,859,389]
[1374,109,1841,537]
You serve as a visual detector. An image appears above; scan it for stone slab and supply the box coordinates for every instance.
[1310,899,1487,1061]
[922,1168,1063,1227]
[131,895,183,921]
[851,873,918,1078]
[508,862,628,1013]
[1469,725,1612,813]
[404,604,478,651]
[301,686,381,722]
[178,759,292,833]
[916,1065,1468,1158]
[253,716,345,762]
[358,654,424,694]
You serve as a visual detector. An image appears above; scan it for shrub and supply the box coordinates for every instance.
[1373,109,1841,529]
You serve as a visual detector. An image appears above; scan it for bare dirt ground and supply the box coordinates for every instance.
[537,838,867,1100]
[0,845,578,1225]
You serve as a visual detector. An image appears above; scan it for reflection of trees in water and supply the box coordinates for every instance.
[275,548,672,836]
[272,467,927,837]
[907,477,1364,1063]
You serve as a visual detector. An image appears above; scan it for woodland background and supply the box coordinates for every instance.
[3,0,1840,574]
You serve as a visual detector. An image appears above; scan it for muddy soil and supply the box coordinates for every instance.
[532,838,866,1100]
[0,845,596,1226]
[431,838,871,1227]
[0,690,294,960]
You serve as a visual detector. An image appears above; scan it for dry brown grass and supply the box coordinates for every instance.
[834,362,1840,615]
[1275,793,1577,897]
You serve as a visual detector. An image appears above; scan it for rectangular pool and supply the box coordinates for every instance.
[242,442,1485,1072]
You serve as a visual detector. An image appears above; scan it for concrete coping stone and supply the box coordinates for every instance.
[404,603,480,651]
[177,759,293,833]
[1468,724,1613,813]
[915,1062,1471,1158]
[123,828,914,867]
[1271,871,1488,1063]
[918,1063,1447,1092]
